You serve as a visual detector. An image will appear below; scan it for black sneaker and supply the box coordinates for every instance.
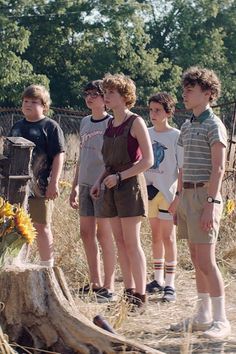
[95,288,117,303]
[78,284,102,295]
[146,280,164,294]
[162,286,176,302]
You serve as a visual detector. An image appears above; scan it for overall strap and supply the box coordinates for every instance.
[123,114,138,137]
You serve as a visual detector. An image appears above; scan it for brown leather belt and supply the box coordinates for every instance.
[183,182,206,189]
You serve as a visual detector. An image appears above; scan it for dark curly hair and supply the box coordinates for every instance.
[182,67,221,103]
[148,92,176,116]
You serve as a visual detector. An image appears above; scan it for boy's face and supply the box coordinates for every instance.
[149,101,169,125]
[83,89,104,110]
[22,97,45,121]
[104,88,126,110]
[182,84,211,110]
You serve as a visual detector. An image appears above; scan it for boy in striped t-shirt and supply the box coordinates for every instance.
[171,67,231,340]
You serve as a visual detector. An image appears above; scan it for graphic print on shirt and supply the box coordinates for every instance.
[80,130,104,148]
[150,140,167,173]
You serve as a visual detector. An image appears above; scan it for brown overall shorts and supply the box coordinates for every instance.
[102,115,148,218]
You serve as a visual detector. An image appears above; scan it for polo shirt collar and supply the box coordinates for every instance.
[191,108,213,124]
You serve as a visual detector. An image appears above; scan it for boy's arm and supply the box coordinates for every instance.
[69,162,80,209]
[168,168,183,215]
[46,152,65,199]
[200,141,226,231]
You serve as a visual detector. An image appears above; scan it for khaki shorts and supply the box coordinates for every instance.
[177,187,223,243]
[148,191,173,220]
[28,197,54,225]
[79,185,106,217]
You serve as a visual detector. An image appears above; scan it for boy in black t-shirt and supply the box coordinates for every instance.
[10,84,65,266]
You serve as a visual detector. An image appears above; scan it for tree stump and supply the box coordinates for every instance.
[0,265,162,354]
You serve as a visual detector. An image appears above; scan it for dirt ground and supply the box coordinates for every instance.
[78,270,236,354]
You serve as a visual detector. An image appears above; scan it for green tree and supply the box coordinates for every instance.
[146,0,236,102]
[20,0,180,107]
[0,0,48,106]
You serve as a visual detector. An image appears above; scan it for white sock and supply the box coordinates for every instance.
[40,259,54,267]
[211,296,227,322]
[195,293,212,323]
[164,261,177,288]
[153,258,164,286]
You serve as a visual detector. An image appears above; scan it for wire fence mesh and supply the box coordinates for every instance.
[0,102,235,197]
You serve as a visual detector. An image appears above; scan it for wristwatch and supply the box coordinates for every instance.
[207,196,221,204]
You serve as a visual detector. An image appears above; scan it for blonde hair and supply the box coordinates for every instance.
[103,73,136,108]
[22,84,51,113]
[182,67,221,103]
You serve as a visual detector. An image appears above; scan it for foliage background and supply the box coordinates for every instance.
[0,0,236,108]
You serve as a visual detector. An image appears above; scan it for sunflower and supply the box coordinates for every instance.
[0,199,15,218]
[225,199,235,216]
[14,208,37,244]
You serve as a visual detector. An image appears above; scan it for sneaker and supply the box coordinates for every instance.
[170,318,212,332]
[123,288,135,302]
[162,286,176,302]
[202,320,231,340]
[146,280,164,294]
[95,288,116,303]
[128,293,147,314]
[78,284,102,295]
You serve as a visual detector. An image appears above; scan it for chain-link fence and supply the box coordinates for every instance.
[0,102,236,197]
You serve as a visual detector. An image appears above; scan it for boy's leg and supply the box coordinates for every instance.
[96,218,116,291]
[149,218,165,287]
[190,242,227,321]
[148,193,165,290]
[80,216,102,288]
[109,217,135,290]
[34,222,54,265]
[161,219,177,289]
[28,197,54,266]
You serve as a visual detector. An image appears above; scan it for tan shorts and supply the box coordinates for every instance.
[177,187,223,243]
[148,191,173,220]
[79,185,106,217]
[28,197,54,225]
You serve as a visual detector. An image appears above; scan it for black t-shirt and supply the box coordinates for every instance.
[9,117,65,197]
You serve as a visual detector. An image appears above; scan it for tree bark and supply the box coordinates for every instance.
[0,265,162,354]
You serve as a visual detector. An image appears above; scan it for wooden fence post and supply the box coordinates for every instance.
[0,136,35,205]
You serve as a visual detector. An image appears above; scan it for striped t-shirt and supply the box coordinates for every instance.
[178,108,227,183]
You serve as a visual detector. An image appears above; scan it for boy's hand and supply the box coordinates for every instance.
[200,203,214,231]
[46,181,59,200]
[90,182,101,199]
[70,189,79,209]
[168,196,179,215]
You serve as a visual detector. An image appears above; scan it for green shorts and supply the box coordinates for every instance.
[102,174,148,218]
[28,197,54,225]
[177,187,223,244]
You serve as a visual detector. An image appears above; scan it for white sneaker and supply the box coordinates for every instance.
[203,320,231,340]
[170,317,212,332]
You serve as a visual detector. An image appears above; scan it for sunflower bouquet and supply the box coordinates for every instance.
[0,197,36,268]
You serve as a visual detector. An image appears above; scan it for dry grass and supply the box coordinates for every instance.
[2,134,236,353]
[45,134,236,353]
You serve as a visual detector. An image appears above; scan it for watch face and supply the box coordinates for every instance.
[207,197,213,203]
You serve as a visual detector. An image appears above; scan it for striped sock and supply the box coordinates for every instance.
[153,258,164,286]
[165,261,177,288]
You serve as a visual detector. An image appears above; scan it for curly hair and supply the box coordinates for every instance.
[102,73,136,108]
[22,84,51,113]
[148,92,176,116]
[182,67,221,103]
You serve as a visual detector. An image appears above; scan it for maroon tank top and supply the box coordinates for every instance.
[104,116,142,162]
